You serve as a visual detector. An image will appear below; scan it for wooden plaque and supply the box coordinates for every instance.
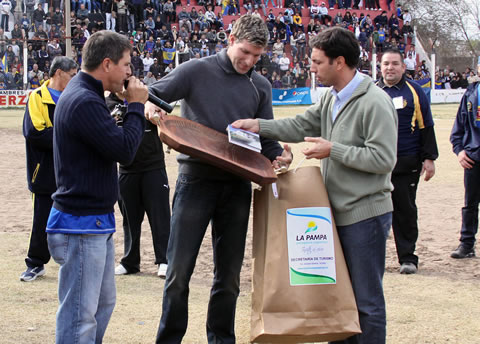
[156,116,277,185]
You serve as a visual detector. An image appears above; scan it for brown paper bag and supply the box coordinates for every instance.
[251,166,361,343]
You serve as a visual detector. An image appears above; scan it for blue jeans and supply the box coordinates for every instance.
[48,233,116,344]
[156,173,252,344]
[330,212,392,344]
[460,161,480,249]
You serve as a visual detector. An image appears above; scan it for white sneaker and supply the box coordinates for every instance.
[158,263,168,278]
[115,264,128,275]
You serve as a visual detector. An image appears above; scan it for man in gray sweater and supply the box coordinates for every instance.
[148,15,291,344]
[233,27,398,344]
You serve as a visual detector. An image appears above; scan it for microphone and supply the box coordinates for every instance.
[148,92,174,113]
[124,79,174,113]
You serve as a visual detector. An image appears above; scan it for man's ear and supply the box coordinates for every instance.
[335,56,346,71]
[102,58,112,72]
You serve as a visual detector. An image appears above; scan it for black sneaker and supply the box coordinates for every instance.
[450,245,475,259]
[20,266,46,282]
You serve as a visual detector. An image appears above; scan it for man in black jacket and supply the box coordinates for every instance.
[107,88,170,278]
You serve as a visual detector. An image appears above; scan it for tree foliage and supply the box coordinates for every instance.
[404,0,480,63]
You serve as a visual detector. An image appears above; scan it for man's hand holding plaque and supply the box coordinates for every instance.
[231,119,293,174]
[144,101,167,125]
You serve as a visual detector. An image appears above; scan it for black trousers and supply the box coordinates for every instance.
[118,168,171,273]
[391,155,422,267]
[25,193,53,268]
[460,160,480,249]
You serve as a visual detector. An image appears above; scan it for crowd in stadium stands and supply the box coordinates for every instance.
[0,0,473,90]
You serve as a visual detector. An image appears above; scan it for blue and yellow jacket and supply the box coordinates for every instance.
[451,82,480,161]
[23,80,56,194]
[377,76,438,160]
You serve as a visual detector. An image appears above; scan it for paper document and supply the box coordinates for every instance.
[227,125,262,153]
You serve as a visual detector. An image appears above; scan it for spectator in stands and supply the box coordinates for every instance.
[405,44,416,60]
[283,7,294,28]
[291,0,302,12]
[358,26,368,49]
[177,43,190,64]
[149,57,163,81]
[278,52,290,75]
[8,66,23,89]
[281,68,294,88]
[401,20,414,45]
[451,72,467,89]
[144,35,155,54]
[360,13,372,28]
[103,0,116,31]
[36,44,49,70]
[404,52,416,79]
[333,12,343,25]
[243,0,253,11]
[77,3,89,21]
[359,54,370,75]
[292,11,303,31]
[21,14,31,35]
[178,6,192,31]
[306,18,316,35]
[199,33,209,57]
[272,37,284,56]
[343,11,353,24]
[10,23,25,41]
[374,10,388,30]
[29,63,43,80]
[1,0,11,32]
[131,50,143,77]
[117,0,128,33]
[143,70,156,85]
[45,6,54,33]
[295,68,307,86]
[143,51,154,75]
[390,27,401,42]
[403,9,412,23]
[377,25,386,51]
[388,13,399,32]
[30,74,41,88]
[272,74,282,88]
[40,73,50,86]
[163,0,176,23]
[47,39,62,61]
[32,3,46,31]
[310,0,321,20]
[197,9,210,30]
[10,39,19,57]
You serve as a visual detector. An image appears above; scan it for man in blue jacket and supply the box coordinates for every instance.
[378,49,438,274]
[450,75,480,259]
[20,56,78,282]
[46,31,148,343]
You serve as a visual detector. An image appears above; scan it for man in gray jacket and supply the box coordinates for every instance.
[233,27,398,344]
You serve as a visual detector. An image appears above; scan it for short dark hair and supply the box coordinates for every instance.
[381,48,404,62]
[309,27,360,68]
[49,56,78,77]
[81,31,132,72]
[231,14,269,47]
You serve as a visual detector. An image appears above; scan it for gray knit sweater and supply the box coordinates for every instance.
[150,49,283,179]
[259,75,398,226]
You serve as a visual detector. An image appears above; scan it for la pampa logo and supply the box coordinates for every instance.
[296,221,327,241]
